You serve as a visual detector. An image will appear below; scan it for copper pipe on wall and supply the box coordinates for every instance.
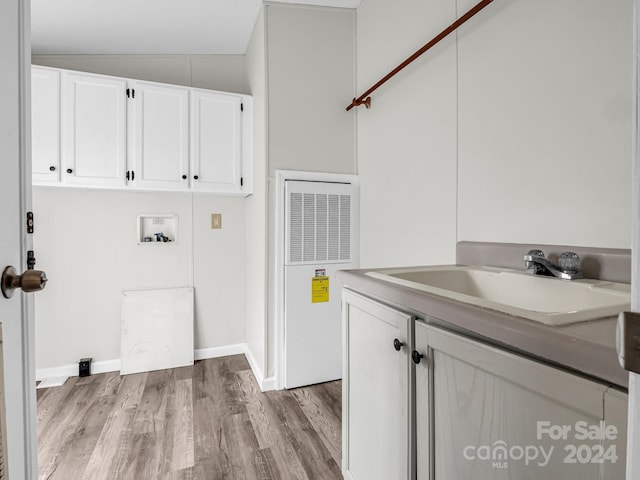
[346,0,494,111]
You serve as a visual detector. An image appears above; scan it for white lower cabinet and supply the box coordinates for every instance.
[342,289,628,480]
[342,290,414,480]
[415,321,627,479]
[603,388,628,480]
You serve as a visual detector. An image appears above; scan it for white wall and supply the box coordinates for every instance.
[244,7,269,384]
[356,0,458,267]
[356,0,633,270]
[266,4,356,176]
[32,54,249,94]
[33,189,246,369]
[192,194,246,349]
[264,4,356,377]
[33,189,194,368]
[456,0,632,247]
[31,55,249,371]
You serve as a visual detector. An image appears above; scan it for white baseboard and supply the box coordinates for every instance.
[36,343,277,392]
[36,358,121,382]
[194,343,246,361]
[243,344,276,392]
[260,376,276,391]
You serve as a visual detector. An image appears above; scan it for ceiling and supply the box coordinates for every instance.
[31,0,362,55]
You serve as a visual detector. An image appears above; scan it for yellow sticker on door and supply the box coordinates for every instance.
[311,276,330,303]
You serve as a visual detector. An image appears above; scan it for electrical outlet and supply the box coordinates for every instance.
[211,213,222,229]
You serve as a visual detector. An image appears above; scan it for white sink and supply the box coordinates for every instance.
[366,266,631,325]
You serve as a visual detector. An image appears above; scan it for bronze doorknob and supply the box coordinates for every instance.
[1,266,48,299]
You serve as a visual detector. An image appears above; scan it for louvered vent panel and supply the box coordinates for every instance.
[303,194,316,262]
[289,193,303,263]
[328,194,340,261]
[315,194,328,261]
[340,195,351,261]
[288,190,351,264]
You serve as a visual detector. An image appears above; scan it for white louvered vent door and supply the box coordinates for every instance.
[282,178,359,389]
[286,186,353,266]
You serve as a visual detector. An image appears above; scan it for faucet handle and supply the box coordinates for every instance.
[559,251,580,273]
[524,249,545,273]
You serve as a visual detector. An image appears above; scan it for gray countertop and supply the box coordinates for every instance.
[336,266,628,389]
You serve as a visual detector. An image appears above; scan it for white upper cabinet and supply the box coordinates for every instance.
[129,81,190,191]
[61,71,127,187]
[190,89,243,193]
[31,66,60,183]
[31,66,251,195]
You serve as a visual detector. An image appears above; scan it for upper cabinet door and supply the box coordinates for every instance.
[129,81,189,191]
[190,89,242,193]
[61,71,127,187]
[31,66,60,184]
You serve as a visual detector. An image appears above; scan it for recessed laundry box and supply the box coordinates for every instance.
[137,213,178,244]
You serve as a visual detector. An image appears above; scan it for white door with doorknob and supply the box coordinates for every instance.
[0,0,41,477]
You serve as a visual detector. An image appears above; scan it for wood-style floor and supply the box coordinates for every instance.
[37,355,343,480]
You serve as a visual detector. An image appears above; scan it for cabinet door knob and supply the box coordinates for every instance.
[182,175,187,180]
[393,338,404,351]
[193,175,199,180]
[49,166,56,172]
[412,350,425,364]
[66,168,73,174]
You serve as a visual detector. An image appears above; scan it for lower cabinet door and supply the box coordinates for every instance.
[603,388,628,480]
[342,290,413,480]
[415,321,624,480]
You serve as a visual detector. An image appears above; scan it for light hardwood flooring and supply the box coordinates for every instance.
[37,355,343,480]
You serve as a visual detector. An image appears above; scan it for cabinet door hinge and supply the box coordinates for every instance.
[26,211,34,234]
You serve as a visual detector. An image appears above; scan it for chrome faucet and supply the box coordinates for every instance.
[523,249,583,280]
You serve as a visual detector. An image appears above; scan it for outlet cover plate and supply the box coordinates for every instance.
[211,213,222,229]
